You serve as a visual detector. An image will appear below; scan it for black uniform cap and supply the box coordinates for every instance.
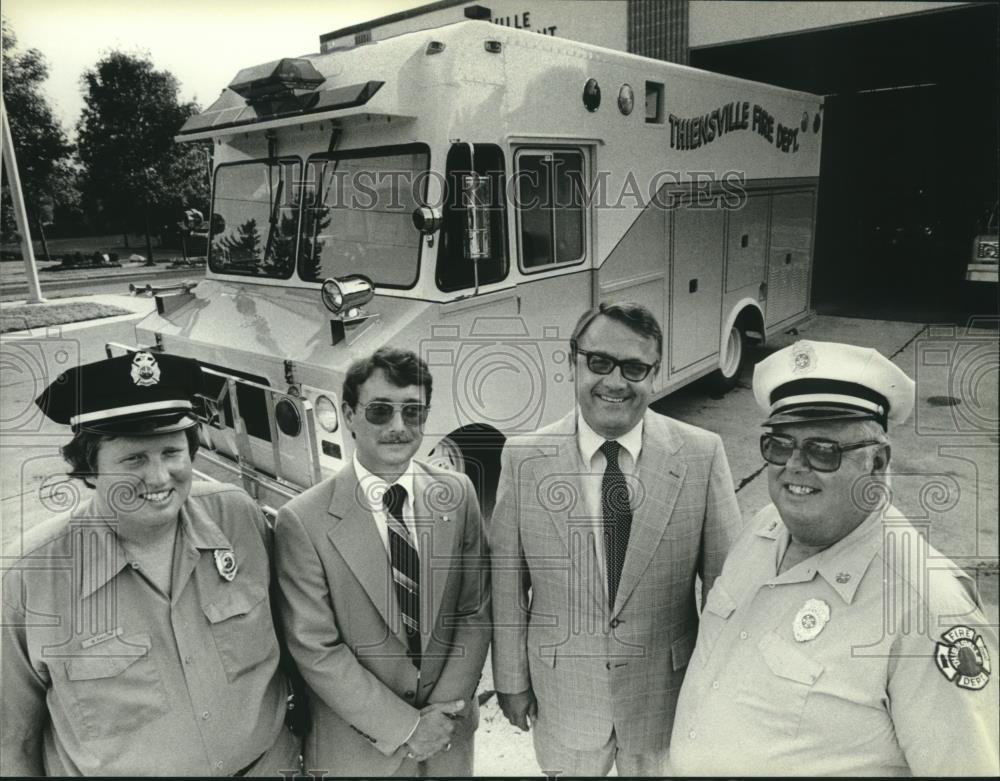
[34,352,203,435]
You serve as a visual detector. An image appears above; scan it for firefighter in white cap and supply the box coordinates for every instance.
[1,352,301,776]
[669,340,999,776]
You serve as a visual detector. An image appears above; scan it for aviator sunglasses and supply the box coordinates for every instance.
[358,401,430,426]
[575,349,657,382]
[760,432,885,473]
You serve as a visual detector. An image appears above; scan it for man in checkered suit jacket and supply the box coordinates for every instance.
[491,302,740,776]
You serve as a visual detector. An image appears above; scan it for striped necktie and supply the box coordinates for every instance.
[383,483,421,667]
[600,440,633,610]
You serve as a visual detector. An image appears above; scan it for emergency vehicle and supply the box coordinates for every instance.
[114,20,824,515]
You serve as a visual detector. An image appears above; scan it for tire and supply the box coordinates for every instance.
[708,325,747,394]
[427,429,504,520]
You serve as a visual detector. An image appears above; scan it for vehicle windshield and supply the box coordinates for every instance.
[299,145,429,288]
[209,160,301,279]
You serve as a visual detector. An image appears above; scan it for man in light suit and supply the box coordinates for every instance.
[491,302,741,776]
[274,347,490,777]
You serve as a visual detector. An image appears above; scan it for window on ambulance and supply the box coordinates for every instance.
[298,144,429,288]
[209,159,301,279]
[437,143,508,291]
[516,149,586,272]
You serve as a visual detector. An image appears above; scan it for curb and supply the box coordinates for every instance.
[1,267,202,296]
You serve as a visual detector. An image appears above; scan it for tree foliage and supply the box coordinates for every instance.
[1,19,76,240]
[76,49,209,238]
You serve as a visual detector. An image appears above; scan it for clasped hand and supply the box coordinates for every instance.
[405,699,464,762]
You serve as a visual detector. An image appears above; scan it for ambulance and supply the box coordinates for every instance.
[113,20,824,516]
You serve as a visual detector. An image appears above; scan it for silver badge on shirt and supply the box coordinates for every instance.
[214,549,238,581]
[793,598,830,642]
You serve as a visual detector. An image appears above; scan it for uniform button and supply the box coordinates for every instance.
[201,711,211,720]
[768,583,775,589]
[184,656,193,665]
[711,681,720,690]
[130,561,141,570]
[610,618,621,628]
[215,760,223,770]
[688,730,696,739]
[739,631,748,640]
[404,690,415,700]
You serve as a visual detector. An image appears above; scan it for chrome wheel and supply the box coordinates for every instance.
[427,436,465,473]
[719,325,744,379]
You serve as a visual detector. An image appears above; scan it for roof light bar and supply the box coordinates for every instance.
[228,58,326,104]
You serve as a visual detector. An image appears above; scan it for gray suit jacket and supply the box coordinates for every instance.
[490,409,740,753]
[274,460,490,776]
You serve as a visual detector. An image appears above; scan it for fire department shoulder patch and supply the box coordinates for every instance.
[934,626,991,691]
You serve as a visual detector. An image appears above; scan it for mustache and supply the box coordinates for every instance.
[378,435,414,444]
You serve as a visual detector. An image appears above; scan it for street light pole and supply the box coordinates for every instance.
[0,97,46,304]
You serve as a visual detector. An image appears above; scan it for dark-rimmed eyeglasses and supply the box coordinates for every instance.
[575,349,657,382]
[358,401,430,426]
[760,432,883,473]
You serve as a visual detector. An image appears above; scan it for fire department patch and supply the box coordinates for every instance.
[130,351,161,387]
[935,626,991,690]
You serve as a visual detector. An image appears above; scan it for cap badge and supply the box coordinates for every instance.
[790,343,817,375]
[214,549,238,582]
[793,598,830,642]
[131,352,161,387]
[935,625,991,690]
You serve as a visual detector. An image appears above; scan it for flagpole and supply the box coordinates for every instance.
[1,97,46,304]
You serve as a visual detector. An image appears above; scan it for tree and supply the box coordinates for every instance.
[76,50,209,260]
[1,19,76,255]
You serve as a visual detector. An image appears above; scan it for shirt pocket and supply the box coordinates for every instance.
[736,630,824,737]
[63,633,170,740]
[202,583,279,682]
[693,581,737,667]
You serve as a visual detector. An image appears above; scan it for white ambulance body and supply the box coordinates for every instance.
[125,20,823,514]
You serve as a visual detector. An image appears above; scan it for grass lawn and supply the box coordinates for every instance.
[0,301,132,334]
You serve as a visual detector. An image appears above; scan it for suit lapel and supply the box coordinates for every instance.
[612,413,686,617]
[542,413,608,615]
[411,462,459,652]
[325,466,409,650]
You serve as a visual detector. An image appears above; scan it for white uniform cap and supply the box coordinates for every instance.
[752,340,915,429]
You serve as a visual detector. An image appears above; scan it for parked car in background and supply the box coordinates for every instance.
[966,202,998,284]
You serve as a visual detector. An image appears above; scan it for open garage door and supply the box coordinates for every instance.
[691,3,998,320]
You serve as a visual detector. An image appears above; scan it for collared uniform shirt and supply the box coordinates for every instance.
[670,504,1000,776]
[576,413,643,597]
[1,482,290,776]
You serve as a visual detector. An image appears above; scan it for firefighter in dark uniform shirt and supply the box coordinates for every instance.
[0,352,300,776]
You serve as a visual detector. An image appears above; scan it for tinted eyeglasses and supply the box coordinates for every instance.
[358,401,430,426]
[760,432,883,473]
[575,349,657,382]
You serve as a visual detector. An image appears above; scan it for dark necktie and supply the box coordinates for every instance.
[383,483,421,667]
[600,440,633,610]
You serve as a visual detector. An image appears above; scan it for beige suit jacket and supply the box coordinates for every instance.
[274,460,490,776]
[491,409,740,754]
